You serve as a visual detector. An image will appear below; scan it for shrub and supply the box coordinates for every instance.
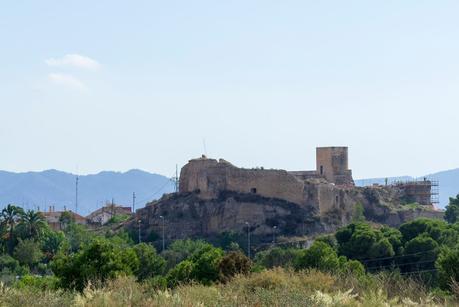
[166,260,194,287]
[254,247,302,269]
[14,275,59,291]
[218,251,251,282]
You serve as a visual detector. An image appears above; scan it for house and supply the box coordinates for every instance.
[86,203,132,225]
[41,206,87,231]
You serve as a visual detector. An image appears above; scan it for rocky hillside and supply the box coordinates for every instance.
[132,188,443,246]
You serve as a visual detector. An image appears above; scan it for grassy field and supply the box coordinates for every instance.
[0,268,456,307]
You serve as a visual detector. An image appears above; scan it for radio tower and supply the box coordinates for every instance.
[170,164,179,193]
[75,175,79,214]
[175,164,179,192]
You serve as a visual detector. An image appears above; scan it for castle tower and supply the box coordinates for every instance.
[316,147,354,186]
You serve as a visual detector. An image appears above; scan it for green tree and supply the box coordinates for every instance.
[163,239,213,270]
[63,223,93,252]
[51,238,139,291]
[380,226,403,255]
[218,251,251,282]
[59,211,75,229]
[436,246,459,289]
[401,234,439,273]
[295,241,340,272]
[165,243,224,286]
[399,218,447,244]
[1,204,24,254]
[133,243,166,281]
[445,194,459,224]
[42,230,67,261]
[189,245,224,284]
[14,239,43,269]
[336,223,394,261]
[17,210,47,240]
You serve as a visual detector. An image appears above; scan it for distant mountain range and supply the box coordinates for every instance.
[355,168,459,209]
[0,169,174,215]
[0,167,457,216]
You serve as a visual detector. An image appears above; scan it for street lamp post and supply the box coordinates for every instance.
[137,219,141,244]
[160,215,165,252]
[245,221,251,259]
[272,225,277,244]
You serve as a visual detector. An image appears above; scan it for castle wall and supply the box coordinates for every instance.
[180,157,306,205]
[225,167,306,205]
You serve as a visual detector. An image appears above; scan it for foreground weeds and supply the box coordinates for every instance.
[0,269,456,306]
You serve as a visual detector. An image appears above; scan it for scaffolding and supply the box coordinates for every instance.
[430,179,440,205]
[392,178,439,206]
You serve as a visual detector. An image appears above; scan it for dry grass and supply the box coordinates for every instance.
[0,269,457,306]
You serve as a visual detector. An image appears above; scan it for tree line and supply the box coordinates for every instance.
[1,194,459,293]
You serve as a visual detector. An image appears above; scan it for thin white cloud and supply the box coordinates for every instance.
[48,73,88,91]
[45,54,101,70]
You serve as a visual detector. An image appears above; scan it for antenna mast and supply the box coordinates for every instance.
[176,164,179,192]
[75,175,79,214]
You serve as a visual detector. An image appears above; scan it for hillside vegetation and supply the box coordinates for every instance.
[1,195,459,306]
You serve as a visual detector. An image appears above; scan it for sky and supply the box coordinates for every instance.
[1,1,459,179]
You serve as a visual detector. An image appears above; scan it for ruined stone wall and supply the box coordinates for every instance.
[316,147,354,186]
[180,157,306,205]
[225,167,306,206]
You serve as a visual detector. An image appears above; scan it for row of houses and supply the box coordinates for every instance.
[41,203,132,230]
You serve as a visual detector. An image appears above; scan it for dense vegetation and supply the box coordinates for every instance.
[1,195,459,306]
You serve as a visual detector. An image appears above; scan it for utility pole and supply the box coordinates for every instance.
[273,225,277,244]
[245,221,251,259]
[132,192,136,212]
[160,215,165,252]
[75,175,79,214]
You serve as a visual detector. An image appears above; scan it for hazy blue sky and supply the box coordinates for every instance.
[1,1,459,179]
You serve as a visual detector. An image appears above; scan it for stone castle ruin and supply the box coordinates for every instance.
[136,147,443,244]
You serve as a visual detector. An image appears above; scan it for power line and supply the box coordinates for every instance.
[357,249,438,263]
[400,268,438,275]
[366,258,437,271]
[133,174,176,206]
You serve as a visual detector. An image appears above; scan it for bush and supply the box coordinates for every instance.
[218,251,251,282]
[166,260,194,287]
[145,275,168,290]
[254,247,303,269]
[14,275,59,291]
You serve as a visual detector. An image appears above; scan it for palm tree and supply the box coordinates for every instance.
[18,210,47,240]
[1,204,24,254]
